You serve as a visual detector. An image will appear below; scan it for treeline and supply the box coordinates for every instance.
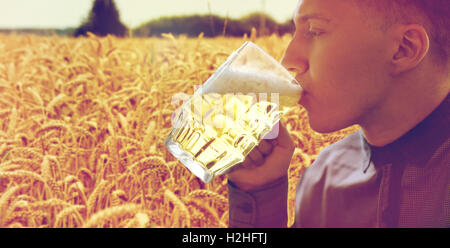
[133,12,294,37]
[0,13,294,38]
[0,28,76,36]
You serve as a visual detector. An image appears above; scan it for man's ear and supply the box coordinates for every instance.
[391,24,429,75]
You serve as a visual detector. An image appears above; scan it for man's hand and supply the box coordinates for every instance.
[227,122,295,191]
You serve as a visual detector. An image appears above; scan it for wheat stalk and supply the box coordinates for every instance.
[185,199,224,228]
[36,121,68,137]
[86,179,109,216]
[8,147,43,161]
[0,185,22,226]
[1,158,42,172]
[0,169,45,183]
[29,198,72,210]
[188,189,228,212]
[82,203,141,228]
[54,205,85,228]
[123,212,149,228]
[164,189,190,227]
[111,189,127,206]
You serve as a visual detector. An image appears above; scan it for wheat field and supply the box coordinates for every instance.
[0,32,358,228]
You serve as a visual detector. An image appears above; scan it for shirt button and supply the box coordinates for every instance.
[238,202,253,213]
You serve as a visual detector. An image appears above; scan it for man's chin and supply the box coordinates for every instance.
[307,115,348,134]
[309,124,339,134]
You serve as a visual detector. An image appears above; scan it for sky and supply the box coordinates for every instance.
[0,0,299,29]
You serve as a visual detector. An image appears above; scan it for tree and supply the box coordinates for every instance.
[74,0,127,37]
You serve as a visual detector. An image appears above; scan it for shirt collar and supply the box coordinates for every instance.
[361,93,450,172]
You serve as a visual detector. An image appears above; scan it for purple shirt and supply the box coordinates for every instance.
[228,94,450,227]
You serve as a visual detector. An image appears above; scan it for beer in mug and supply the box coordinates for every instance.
[165,42,302,183]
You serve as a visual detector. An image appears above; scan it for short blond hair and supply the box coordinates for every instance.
[353,0,449,67]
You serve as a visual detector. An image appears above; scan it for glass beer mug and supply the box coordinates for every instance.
[165,41,302,183]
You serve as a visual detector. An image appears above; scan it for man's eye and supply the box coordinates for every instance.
[308,30,324,37]
[302,28,324,38]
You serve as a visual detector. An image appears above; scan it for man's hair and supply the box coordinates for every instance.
[353,0,449,68]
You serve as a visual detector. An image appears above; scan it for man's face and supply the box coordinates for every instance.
[282,0,393,133]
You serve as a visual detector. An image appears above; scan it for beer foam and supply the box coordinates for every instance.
[200,68,302,97]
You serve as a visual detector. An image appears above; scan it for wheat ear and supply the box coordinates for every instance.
[82,203,141,228]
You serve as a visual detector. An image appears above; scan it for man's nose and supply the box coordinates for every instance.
[281,40,308,75]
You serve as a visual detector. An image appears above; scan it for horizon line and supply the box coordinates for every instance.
[0,11,293,30]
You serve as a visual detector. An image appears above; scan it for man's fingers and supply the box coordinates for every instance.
[257,139,273,156]
[248,148,265,166]
[242,157,256,168]
[228,121,291,175]
[233,158,255,170]
[228,158,253,173]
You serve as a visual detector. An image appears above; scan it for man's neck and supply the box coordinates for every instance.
[360,88,449,147]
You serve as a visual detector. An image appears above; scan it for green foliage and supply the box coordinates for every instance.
[74,0,128,37]
[0,28,75,36]
[133,12,294,37]
[0,11,293,38]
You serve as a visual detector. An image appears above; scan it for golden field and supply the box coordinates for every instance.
[0,33,358,228]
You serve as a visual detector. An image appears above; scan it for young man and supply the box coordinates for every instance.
[227,0,449,227]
